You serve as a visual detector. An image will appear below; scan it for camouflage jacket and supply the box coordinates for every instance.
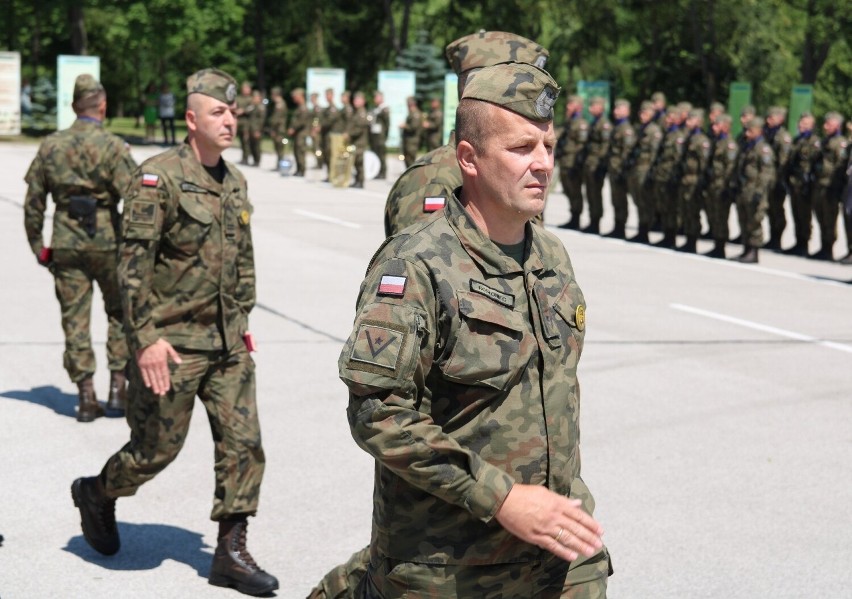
[680,129,711,187]
[734,137,775,201]
[401,108,423,150]
[651,126,687,183]
[815,132,850,191]
[765,125,792,183]
[340,192,592,565]
[24,118,137,254]
[707,133,738,198]
[246,102,266,134]
[288,106,312,138]
[583,115,612,171]
[266,100,288,137]
[119,143,254,352]
[369,105,390,140]
[346,107,370,150]
[383,140,460,238]
[631,121,663,178]
[236,94,252,122]
[322,104,341,134]
[555,113,589,170]
[424,108,443,148]
[786,130,820,188]
[608,118,636,180]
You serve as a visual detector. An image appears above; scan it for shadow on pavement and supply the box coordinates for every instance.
[63,523,212,578]
[1,386,77,418]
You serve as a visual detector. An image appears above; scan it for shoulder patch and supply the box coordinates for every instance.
[348,320,407,374]
[378,275,406,297]
[129,200,157,225]
[423,196,446,212]
[141,173,159,187]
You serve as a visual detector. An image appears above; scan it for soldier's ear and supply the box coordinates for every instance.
[457,140,478,177]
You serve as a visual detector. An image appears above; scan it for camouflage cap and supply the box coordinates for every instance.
[688,108,705,121]
[710,101,725,114]
[291,87,305,96]
[461,62,560,122]
[824,111,843,123]
[715,114,732,126]
[567,94,582,105]
[73,74,104,103]
[589,95,606,106]
[445,31,549,75]
[746,116,765,130]
[799,110,813,119]
[186,68,237,104]
[640,100,654,112]
[651,91,666,103]
[741,104,756,117]
[677,101,693,113]
[614,98,630,109]
[767,105,787,118]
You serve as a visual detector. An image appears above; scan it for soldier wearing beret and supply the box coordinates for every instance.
[812,111,850,261]
[311,61,612,599]
[71,68,278,596]
[383,30,550,238]
[555,95,589,230]
[731,116,776,263]
[24,73,135,422]
[582,96,612,235]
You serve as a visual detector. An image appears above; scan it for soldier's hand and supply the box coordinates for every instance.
[495,483,603,563]
[136,339,183,396]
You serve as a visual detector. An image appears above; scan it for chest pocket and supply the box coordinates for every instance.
[165,195,214,256]
[442,290,535,391]
[552,283,585,360]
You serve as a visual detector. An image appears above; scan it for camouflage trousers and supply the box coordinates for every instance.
[271,132,286,163]
[101,345,265,520]
[767,181,788,241]
[813,185,840,248]
[627,169,652,228]
[403,141,419,168]
[788,184,813,247]
[609,178,630,226]
[678,182,701,237]
[558,165,584,221]
[704,187,731,243]
[248,131,262,166]
[653,180,678,233]
[370,136,387,178]
[736,190,768,248]
[355,547,611,599]
[51,249,129,383]
[353,146,366,185]
[294,134,308,174]
[582,165,605,224]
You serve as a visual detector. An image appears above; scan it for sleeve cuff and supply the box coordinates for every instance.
[463,465,515,523]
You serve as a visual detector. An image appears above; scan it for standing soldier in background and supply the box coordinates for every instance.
[24,74,134,422]
[582,96,612,234]
[71,68,278,596]
[368,91,390,179]
[556,95,589,230]
[320,88,340,175]
[785,112,820,256]
[606,98,636,239]
[235,81,252,165]
[812,112,850,261]
[650,108,687,248]
[340,90,353,130]
[704,114,738,259]
[677,109,712,253]
[733,117,776,263]
[288,88,311,177]
[708,102,725,130]
[423,97,443,151]
[309,92,323,169]
[246,89,266,168]
[764,106,793,250]
[345,91,370,188]
[400,96,422,168]
[266,86,288,171]
[627,100,662,243]
[652,92,667,129]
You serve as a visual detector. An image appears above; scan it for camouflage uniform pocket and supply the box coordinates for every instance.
[166,195,214,256]
[442,291,533,391]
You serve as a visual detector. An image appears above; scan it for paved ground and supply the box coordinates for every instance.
[0,140,850,599]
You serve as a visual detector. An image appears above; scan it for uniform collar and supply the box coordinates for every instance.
[176,143,236,193]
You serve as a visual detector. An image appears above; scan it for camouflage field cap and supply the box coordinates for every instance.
[461,62,560,122]
[567,94,583,105]
[589,95,606,106]
[715,114,732,126]
[741,104,756,116]
[73,74,104,103]
[767,105,787,118]
[824,111,843,123]
[710,101,725,113]
[799,110,813,119]
[614,98,630,109]
[688,108,705,121]
[640,100,654,112]
[677,101,693,114]
[186,68,237,104]
[445,31,549,75]
[651,91,666,103]
[291,87,305,96]
[746,116,765,130]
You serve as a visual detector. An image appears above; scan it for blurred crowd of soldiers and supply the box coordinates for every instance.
[555,93,852,264]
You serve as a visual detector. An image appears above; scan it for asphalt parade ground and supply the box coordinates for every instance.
[0,140,850,599]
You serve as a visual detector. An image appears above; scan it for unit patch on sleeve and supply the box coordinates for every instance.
[129,200,157,225]
[348,320,407,375]
[378,275,407,297]
[141,173,159,187]
[423,196,446,212]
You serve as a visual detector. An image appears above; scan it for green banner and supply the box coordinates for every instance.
[788,84,813,137]
[577,80,610,121]
[727,81,751,138]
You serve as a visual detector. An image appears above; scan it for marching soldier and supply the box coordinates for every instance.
[650,108,687,248]
[732,117,775,263]
[287,88,311,176]
[369,91,390,179]
[785,112,820,256]
[345,91,370,188]
[678,109,712,253]
[556,95,589,229]
[764,106,793,250]
[704,114,738,259]
[266,86,288,171]
[606,98,636,239]
[627,101,663,243]
[812,112,850,261]
[582,96,612,234]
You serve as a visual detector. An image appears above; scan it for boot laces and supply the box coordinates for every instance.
[98,496,117,533]
[234,523,260,570]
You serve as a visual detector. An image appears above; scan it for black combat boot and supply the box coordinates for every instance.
[209,518,279,596]
[738,245,759,263]
[653,230,676,249]
[678,235,697,253]
[71,476,120,555]
[77,376,103,422]
[106,370,127,415]
[704,241,726,259]
[605,223,626,239]
[630,225,649,244]
[765,236,782,251]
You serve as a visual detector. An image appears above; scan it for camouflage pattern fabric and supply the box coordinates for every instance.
[678,129,711,237]
[424,107,443,151]
[236,92,252,163]
[445,31,549,75]
[102,344,265,520]
[321,103,341,170]
[651,125,687,233]
[627,120,662,228]
[347,107,371,185]
[608,118,636,226]
[734,136,775,247]
[581,115,612,225]
[306,546,370,599]
[813,133,850,249]
[339,193,601,566]
[247,99,266,165]
[267,98,289,163]
[705,133,738,243]
[368,105,390,178]
[23,117,135,381]
[556,113,589,222]
[765,124,793,242]
[786,130,820,247]
[400,107,423,167]
[289,105,312,175]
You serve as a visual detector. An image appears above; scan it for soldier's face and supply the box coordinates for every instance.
[798,117,813,133]
[187,95,237,151]
[824,119,839,135]
[468,105,555,220]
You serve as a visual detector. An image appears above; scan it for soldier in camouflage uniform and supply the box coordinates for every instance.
[651,92,667,130]
[266,86,289,171]
[606,99,636,239]
[423,97,444,151]
[288,87,311,176]
[235,81,252,165]
[785,112,820,256]
[732,117,775,263]
[581,97,612,235]
[627,101,663,243]
[812,112,850,261]
[321,88,341,174]
[650,108,687,248]
[24,73,134,422]
[703,114,738,259]
[246,89,266,168]
[383,31,549,238]
[763,106,793,250]
[71,68,278,597]
[346,91,371,188]
[400,96,423,168]
[677,109,712,253]
[707,102,725,129]
[369,91,390,179]
[555,95,589,230]
[335,61,610,599]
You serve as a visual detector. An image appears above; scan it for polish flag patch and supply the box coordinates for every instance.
[423,196,446,212]
[378,275,407,296]
[141,173,159,187]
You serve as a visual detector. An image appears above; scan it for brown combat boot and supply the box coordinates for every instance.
[76,376,104,422]
[209,518,279,596]
[71,476,120,555]
[106,370,127,415]
[738,245,759,263]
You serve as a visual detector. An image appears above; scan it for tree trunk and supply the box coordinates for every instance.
[399,0,413,52]
[800,0,833,84]
[68,4,87,55]
[383,0,399,54]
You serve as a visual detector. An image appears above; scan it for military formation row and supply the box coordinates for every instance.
[554,95,852,264]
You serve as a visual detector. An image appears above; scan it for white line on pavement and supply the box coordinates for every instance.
[293,208,361,229]
[670,303,852,354]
